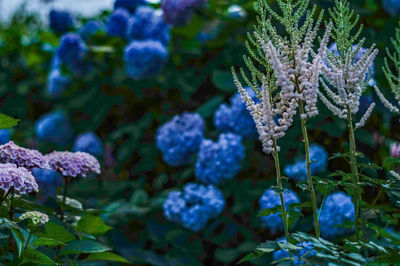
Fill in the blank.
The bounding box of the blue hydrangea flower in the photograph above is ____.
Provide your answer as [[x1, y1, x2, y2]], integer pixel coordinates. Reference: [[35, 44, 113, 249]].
[[161, 0, 202, 26], [259, 188, 299, 233], [195, 133, 244, 185], [124, 40, 168, 79], [49, 9, 75, 34], [35, 111, 73, 145], [156, 112, 204, 166], [328, 43, 375, 86], [126, 6, 170, 45], [0, 129, 11, 145], [284, 144, 328, 181], [31, 168, 62, 197], [107, 8, 130, 38], [384, 0, 400, 16], [319, 192, 355, 239], [56, 33, 87, 71], [214, 88, 258, 138], [273, 238, 316, 265], [79, 20, 105, 40], [114, 0, 146, 13], [47, 68, 70, 97], [163, 182, 225, 231], [72, 132, 103, 158]]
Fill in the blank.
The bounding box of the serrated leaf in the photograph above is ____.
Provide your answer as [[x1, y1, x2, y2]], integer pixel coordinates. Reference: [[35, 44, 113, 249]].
[[60, 240, 111, 255], [76, 215, 111, 236], [84, 251, 129, 263], [0, 114, 19, 129], [22, 248, 56, 265]]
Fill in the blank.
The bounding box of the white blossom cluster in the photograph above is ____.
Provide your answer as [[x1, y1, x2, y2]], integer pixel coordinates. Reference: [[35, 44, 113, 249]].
[[319, 42, 378, 129], [19, 211, 49, 225], [233, 22, 332, 154]]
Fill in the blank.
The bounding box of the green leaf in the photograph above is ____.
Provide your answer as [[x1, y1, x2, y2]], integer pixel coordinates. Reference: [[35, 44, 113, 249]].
[[33, 237, 66, 246], [60, 240, 111, 255], [0, 113, 19, 129], [238, 253, 261, 263], [11, 228, 24, 258], [44, 222, 75, 243], [257, 206, 281, 217], [196, 96, 224, 118], [76, 215, 111, 236], [22, 248, 56, 265], [212, 70, 237, 92], [84, 252, 129, 263]]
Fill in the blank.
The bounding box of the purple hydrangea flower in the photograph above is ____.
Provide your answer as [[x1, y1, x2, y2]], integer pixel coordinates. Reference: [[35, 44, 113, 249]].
[[35, 111, 73, 145], [0, 163, 39, 195], [195, 133, 244, 185], [72, 132, 103, 158], [0, 129, 11, 145], [107, 9, 130, 38], [259, 188, 299, 233], [124, 40, 168, 79], [319, 192, 355, 239], [126, 6, 170, 45], [161, 0, 203, 26], [156, 112, 204, 166], [49, 9, 75, 34], [163, 182, 225, 231], [391, 142, 400, 158], [56, 33, 87, 71], [45, 151, 101, 178], [214, 88, 259, 138], [0, 141, 47, 169], [114, 0, 146, 13], [79, 20, 105, 40], [273, 238, 316, 265]]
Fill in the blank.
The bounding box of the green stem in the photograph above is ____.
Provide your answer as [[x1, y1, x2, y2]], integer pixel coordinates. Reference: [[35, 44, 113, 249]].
[[347, 108, 360, 242], [299, 101, 321, 238], [273, 140, 291, 242], [63, 177, 69, 204]]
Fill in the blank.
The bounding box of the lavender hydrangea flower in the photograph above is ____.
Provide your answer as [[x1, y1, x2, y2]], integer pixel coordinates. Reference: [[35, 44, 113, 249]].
[[284, 144, 328, 181], [35, 111, 73, 145], [319, 192, 355, 239], [259, 188, 299, 233], [0, 163, 39, 195], [124, 40, 168, 79], [383, 0, 400, 16], [56, 33, 87, 71], [195, 133, 244, 185], [156, 112, 204, 166], [214, 88, 258, 138], [0, 129, 11, 145], [161, 0, 203, 26], [49, 9, 75, 34], [328, 42, 376, 86], [47, 68, 70, 97], [72, 132, 103, 158], [45, 151, 101, 178], [31, 168, 62, 197], [107, 9, 130, 38], [273, 238, 316, 265], [0, 141, 47, 169], [391, 142, 400, 158], [163, 183, 225, 231], [126, 6, 170, 45], [114, 0, 146, 13], [79, 20, 105, 40]]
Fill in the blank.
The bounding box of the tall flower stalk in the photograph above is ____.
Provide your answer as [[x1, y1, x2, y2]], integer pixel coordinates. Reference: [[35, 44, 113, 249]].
[[319, 0, 378, 241]]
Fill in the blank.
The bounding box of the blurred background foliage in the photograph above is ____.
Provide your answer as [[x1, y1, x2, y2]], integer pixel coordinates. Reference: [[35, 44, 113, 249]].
[[0, 0, 399, 264]]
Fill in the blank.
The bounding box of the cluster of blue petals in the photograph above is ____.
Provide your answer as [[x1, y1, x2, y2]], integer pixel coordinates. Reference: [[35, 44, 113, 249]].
[[161, 0, 205, 26], [31, 168, 62, 198], [49, 9, 75, 34], [195, 133, 244, 185], [273, 239, 316, 265], [0, 129, 11, 145], [383, 0, 400, 16], [79, 20, 104, 40], [72, 132, 104, 158], [284, 144, 328, 181], [163, 183, 225, 231], [56, 33, 88, 71], [319, 192, 355, 239], [214, 88, 258, 138], [47, 68, 70, 97], [35, 111, 73, 145], [259, 188, 299, 233], [114, 0, 146, 13], [156, 112, 204, 166], [107, 8, 131, 38]]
